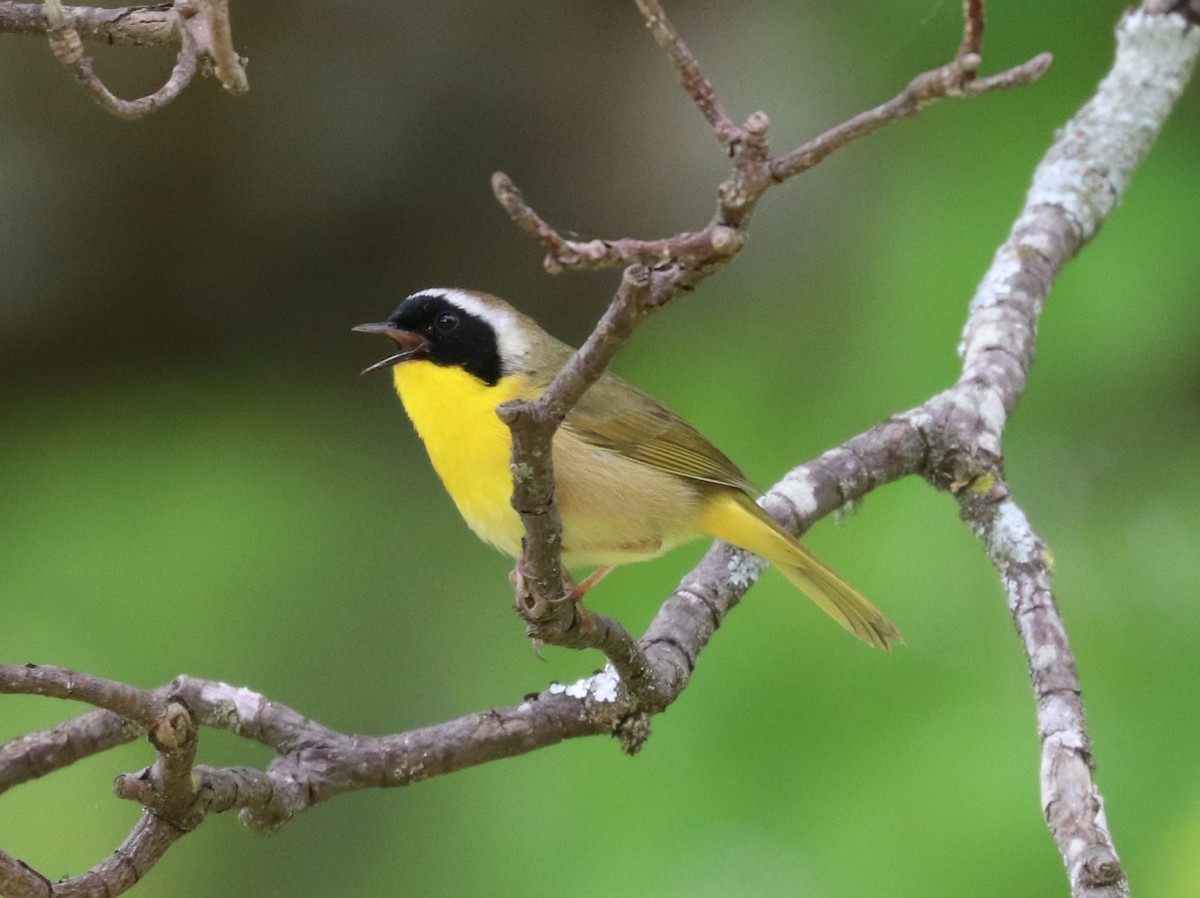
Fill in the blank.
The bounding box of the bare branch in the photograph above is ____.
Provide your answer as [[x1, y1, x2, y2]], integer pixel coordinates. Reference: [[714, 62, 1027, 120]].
[[189, 0, 248, 93], [942, 8, 1199, 894], [492, 172, 743, 274], [0, 850, 52, 898], [632, 0, 741, 151], [0, 2, 177, 45], [0, 663, 166, 729], [41, 0, 196, 119], [5, 0, 247, 118], [497, 267, 666, 703], [769, 47, 1051, 183], [960, 0, 985, 58], [0, 708, 143, 794], [53, 813, 184, 898], [497, 2, 1051, 274], [965, 493, 1126, 893]]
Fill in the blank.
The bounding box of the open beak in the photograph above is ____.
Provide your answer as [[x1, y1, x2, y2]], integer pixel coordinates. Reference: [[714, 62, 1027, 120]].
[[352, 322, 429, 374]]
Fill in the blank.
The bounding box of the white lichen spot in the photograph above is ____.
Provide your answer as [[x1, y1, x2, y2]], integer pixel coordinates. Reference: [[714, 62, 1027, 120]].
[[979, 389, 1006, 432], [1057, 730, 1086, 752], [230, 686, 262, 723], [580, 240, 607, 261], [586, 665, 620, 703], [548, 664, 621, 703], [833, 496, 863, 526], [905, 408, 935, 433], [773, 469, 819, 520], [990, 502, 1039, 564], [725, 546, 767, 591], [1031, 643, 1059, 671], [964, 320, 1009, 359], [198, 681, 262, 731], [564, 681, 591, 699], [1020, 230, 1057, 259], [709, 226, 740, 254], [963, 249, 1023, 319], [976, 390, 1007, 457]]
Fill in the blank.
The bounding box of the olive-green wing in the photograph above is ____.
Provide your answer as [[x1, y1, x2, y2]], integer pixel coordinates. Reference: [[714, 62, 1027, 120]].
[[560, 371, 757, 493]]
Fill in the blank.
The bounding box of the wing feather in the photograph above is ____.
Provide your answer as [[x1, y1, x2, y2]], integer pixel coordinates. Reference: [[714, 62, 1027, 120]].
[[559, 371, 756, 493]]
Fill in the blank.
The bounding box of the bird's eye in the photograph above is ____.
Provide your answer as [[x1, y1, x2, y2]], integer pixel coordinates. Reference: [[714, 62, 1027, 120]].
[[434, 312, 459, 334]]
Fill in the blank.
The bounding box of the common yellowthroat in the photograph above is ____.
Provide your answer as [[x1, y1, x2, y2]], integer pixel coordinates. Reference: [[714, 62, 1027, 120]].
[[356, 289, 900, 649]]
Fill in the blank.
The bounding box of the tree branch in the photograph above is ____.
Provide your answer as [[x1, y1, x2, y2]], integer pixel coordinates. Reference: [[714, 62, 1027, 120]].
[[0, 2, 176, 45], [1, 0, 247, 118]]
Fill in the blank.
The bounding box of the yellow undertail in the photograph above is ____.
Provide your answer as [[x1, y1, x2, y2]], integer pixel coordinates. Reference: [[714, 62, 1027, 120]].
[[701, 491, 902, 650]]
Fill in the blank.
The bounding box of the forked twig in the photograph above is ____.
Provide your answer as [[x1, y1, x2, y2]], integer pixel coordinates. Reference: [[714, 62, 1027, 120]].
[[10, 0, 248, 119]]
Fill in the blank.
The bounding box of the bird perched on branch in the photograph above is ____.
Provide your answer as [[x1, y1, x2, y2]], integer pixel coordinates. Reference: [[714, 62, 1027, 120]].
[[355, 288, 900, 649]]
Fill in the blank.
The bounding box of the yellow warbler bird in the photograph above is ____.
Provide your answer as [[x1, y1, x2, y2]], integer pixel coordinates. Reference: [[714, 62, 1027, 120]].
[[356, 288, 900, 649]]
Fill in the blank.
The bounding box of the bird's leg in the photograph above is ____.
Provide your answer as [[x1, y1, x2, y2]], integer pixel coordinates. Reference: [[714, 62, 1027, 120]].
[[512, 554, 612, 639], [568, 566, 613, 602], [561, 566, 614, 634]]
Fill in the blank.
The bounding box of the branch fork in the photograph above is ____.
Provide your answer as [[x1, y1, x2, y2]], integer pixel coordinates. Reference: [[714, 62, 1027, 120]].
[[13, 0, 248, 119]]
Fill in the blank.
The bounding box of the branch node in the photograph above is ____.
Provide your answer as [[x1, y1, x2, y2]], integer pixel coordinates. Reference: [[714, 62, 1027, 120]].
[[149, 701, 195, 752], [1080, 847, 1124, 887], [738, 110, 771, 162], [614, 712, 653, 756], [709, 225, 741, 255]]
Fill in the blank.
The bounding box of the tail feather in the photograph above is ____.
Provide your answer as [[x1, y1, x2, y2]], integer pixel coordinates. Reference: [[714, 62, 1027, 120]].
[[702, 491, 902, 650]]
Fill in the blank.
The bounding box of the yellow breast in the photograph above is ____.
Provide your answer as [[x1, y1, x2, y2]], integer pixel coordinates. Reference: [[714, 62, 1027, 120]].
[[393, 359, 709, 569], [393, 360, 527, 557]]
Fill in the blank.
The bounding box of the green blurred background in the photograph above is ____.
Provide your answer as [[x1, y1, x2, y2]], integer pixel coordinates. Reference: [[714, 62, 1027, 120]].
[[2, 1, 1198, 895]]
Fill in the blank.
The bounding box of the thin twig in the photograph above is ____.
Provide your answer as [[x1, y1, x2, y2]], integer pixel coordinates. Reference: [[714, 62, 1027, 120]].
[[633, 0, 741, 151], [0, 707, 144, 795], [960, 0, 985, 59], [966, 493, 1125, 892], [54, 813, 184, 898], [190, 0, 249, 93], [493, 172, 743, 273], [43, 0, 197, 119], [11, 0, 248, 118], [0, 2, 176, 45], [0, 664, 166, 729], [768, 52, 1051, 183], [498, 267, 664, 703], [495, 4, 1051, 272]]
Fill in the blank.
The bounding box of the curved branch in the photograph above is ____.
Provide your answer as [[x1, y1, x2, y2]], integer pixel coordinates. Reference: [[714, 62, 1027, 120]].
[[0, 2, 176, 45], [3, 0, 248, 119]]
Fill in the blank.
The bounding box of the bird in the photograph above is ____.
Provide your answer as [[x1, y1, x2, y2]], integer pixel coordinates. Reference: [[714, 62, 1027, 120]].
[[355, 288, 901, 649]]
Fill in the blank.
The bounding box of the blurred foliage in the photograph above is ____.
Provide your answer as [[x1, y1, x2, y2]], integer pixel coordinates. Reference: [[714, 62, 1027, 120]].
[[1, 1, 1198, 896]]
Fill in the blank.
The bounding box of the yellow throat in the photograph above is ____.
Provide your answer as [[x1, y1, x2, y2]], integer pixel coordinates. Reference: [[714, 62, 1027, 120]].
[[392, 359, 527, 557]]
